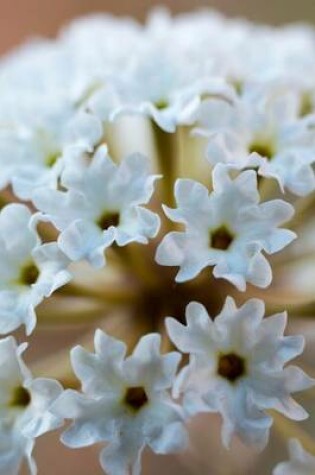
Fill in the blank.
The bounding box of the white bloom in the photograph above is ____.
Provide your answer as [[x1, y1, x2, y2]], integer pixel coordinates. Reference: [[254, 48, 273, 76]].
[[89, 75, 235, 133], [0, 336, 63, 475], [60, 14, 142, 87], [33, 145, 161, 268], [147, 10, 315, 90], [83, 10, 236, 132], [196, 89, 315, 196], [0, 94, 103, 200], [273, 439, 315, 475], [0, 203, 71, 334], [166, 297, 314, 449], [53, 330, 188, 475], [156, 165, 296, 291]]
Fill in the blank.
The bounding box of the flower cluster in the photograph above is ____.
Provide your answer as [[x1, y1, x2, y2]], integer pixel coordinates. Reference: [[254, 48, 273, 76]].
[[0, 7, 315, 475]]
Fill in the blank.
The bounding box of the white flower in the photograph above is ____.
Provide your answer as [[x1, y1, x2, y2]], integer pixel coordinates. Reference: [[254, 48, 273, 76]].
[[83, 10, 236, 132], [0, 335, 63, 475], [156, 165, 296, 291], [0, 95, 103, 200], [0, 203, 71, 334], [89, 75, 235, 133], [166, 297, 314, 449], [60, 13, 142, 87], [273, 439, 315, 475], [33, 145, 161, 268], [196, 89, 315, 196], [52, 329, 188, 475]]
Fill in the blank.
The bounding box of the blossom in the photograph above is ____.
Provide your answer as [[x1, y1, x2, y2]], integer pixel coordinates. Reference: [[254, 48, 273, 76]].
[[196, 88, 315, 196], [0, 335, 63, 475], [166, 297, 314, 449], [156, 165, 296, 290], [76, 10, 237, 132], [273, 439, 315, 474], [0, 8, 314, 475], [52, 329, 188, 475], [0, 203, 71, 334], [0, 95, 103, 200], [33, 145, 161, 268]]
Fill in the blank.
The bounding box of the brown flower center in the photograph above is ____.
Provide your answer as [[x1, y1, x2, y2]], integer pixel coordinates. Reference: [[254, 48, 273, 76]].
[[248, 140, 275, 160], [217, 352, 246, 382], [124, 386, 148, 412], [10, 386, 31, 408], [19, 262, 40, 286], [210, 226, 234, 251], [97, 212, 120, 231]]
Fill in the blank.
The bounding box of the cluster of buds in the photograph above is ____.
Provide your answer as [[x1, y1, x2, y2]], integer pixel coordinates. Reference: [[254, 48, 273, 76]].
[[0, 8, 315, 475]]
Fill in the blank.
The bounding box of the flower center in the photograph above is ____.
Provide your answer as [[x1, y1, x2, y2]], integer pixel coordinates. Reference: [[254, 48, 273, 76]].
[[124, 386, 148, 412], [299, 92, 313, 117], [228, 78, 243, 95], [97, 212, 120, 231], [217, 352, 246, 382], [19, 262, 40, 286], [46, 152, 60, 168], [248, 139, 275, 160], [10, 386, 31, 408], [210, 226, 234, 250], [155, 99, 169, 110]]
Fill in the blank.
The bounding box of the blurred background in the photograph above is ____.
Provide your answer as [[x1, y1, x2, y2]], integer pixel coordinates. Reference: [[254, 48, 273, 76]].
[[2, 0, 315, 474], [1, 0, 315, 55]]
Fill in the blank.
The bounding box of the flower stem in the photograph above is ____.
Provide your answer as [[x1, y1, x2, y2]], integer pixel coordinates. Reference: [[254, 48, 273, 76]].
[[36, 298, 108, 325], [177, 126, 211, 185], [151, 121, 177, 207], [272, 411, 315, 455], [57, 281, 137, 304]]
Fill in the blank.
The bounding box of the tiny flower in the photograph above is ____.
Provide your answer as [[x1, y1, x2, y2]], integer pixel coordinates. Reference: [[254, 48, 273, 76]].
[[52, 329, 188, 475], [273, 439, 315, 475], [166, 297, 314, 449], [0, 95, 103, 200], [33, 145, 161, 268], [156, 165, 296, 290], [196, 89, 315, 196], [83, 10, 236, 132], [0, 203, 71, 334], [0, 336, 63, 475]]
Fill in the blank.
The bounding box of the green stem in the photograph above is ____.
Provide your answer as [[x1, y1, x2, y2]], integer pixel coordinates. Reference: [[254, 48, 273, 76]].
[[151, 120, 177, 207], [57, 281, 137, 304], [36, 301, 107, 325]]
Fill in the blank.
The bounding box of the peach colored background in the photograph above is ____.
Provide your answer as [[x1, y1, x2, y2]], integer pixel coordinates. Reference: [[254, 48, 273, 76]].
[[2, 0, 314, 473], [1, 0, 315, 56]]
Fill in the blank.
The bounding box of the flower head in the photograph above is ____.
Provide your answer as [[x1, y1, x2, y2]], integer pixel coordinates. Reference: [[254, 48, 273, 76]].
[[52, 329, 188, 475], [196, 89, 315, 196], [0, 203, 71, 334], [156, 166, 296, 290], [34, 145, 160, 268], [0, 8, 314, 475], [0, 336, 63, 474], [166, 297, 314, 449]]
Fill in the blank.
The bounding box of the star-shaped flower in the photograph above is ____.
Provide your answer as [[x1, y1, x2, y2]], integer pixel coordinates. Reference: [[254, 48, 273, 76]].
[[196, 89, 315, 196], [0, 336, 63, 475], [0, 98, 103, 201], [166, 297, 314, 449], [156, 165, 296, 290], [0, 203, 71, 334], [34, 145, 161, 268], [52, 329, 188, 475]]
